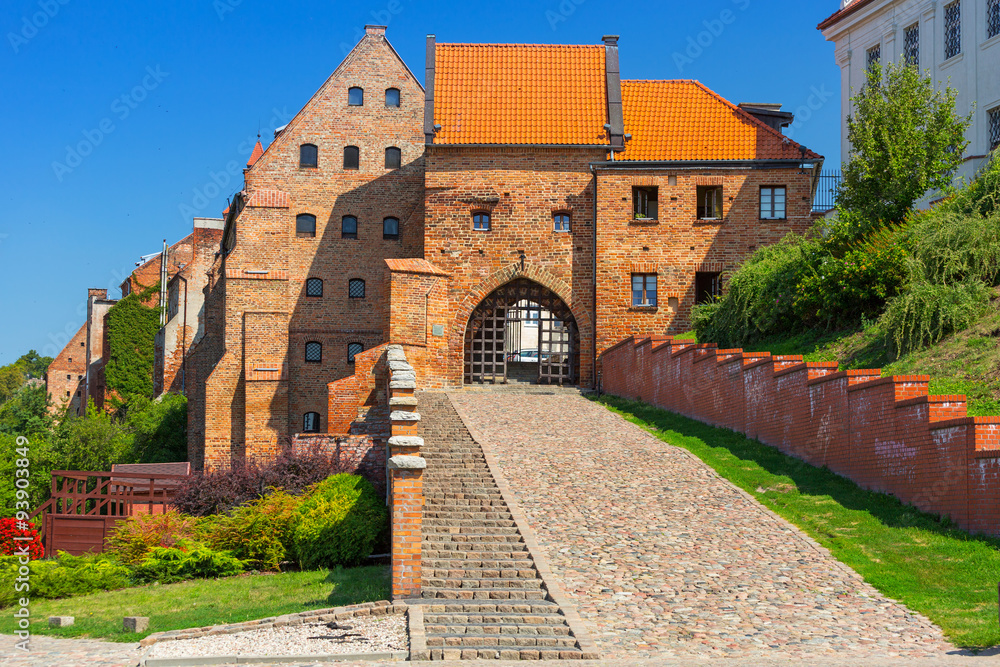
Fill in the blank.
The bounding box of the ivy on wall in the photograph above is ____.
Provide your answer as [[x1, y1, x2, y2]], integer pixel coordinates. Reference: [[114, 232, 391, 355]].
[[105, 283, 161, 403]]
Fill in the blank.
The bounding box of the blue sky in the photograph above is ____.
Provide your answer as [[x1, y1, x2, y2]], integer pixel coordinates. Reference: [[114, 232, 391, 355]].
[[0, 0, 841, 365]]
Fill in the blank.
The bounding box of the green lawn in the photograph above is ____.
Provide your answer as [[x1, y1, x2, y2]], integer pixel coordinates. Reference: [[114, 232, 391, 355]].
[[595, 394, 1000, 649], [0, 565, 389, 642]]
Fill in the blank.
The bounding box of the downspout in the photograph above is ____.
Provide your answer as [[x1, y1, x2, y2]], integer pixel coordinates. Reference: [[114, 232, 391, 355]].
[[180, 275, 188, 394], [591, 164, 598, 390]]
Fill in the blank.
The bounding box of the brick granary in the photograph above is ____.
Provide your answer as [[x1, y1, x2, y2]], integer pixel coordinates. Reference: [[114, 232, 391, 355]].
[[186, 26, 824, 469]]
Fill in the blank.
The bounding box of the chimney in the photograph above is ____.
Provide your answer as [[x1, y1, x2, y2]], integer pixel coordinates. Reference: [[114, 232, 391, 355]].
[[602, 35, 625, 151], [366, 25, 386, 36], [424, 34, 437, 145], [88, 288, 108, 300]]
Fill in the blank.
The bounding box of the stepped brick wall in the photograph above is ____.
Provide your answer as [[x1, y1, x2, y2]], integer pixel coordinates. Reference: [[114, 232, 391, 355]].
[[600, 335, 1000, 536]]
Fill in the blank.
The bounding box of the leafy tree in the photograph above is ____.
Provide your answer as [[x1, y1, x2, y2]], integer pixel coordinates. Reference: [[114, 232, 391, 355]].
[[51, 400, 135, 472], [0, 385, 53, 436], [15, 351, 53, 380], [0, 366, 25, 405], [838, 61, 971, 229]]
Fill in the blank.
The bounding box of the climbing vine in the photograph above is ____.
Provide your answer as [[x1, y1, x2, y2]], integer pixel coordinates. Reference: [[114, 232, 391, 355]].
[[105, 282, 161, 404]]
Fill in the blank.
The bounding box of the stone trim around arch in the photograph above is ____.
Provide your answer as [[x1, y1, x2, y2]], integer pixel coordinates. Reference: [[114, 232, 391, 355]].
[[448, 262, 594, 386]]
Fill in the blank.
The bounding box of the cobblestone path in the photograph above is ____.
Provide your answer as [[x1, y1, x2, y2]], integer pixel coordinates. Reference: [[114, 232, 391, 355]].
[[0, 635, 140, 666], [448, 392, 958, 661]]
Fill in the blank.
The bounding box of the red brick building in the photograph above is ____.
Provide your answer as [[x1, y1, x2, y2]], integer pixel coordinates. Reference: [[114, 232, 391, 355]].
[[44, 323, 88, 416], [188, 28, 823, 469]]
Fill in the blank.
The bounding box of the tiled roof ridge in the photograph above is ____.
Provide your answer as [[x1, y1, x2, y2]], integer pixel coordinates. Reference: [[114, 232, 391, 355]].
[[437, 42, 604, 48]]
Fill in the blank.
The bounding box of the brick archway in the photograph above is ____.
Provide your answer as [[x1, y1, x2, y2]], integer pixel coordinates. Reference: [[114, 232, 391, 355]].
[[450, 263, 593, 386]]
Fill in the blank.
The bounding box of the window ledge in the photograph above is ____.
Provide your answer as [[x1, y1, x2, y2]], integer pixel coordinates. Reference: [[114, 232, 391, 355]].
[[628, 306, 659, 312], [759, 217, 788, 222], [940, 52, 964, 69], [694, 218, 725, 225], [982, 33, 1000, 51], [629, 218, 659, 225]]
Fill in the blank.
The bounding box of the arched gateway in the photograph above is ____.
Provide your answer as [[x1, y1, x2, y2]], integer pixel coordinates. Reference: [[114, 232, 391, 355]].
[[464, 279, 579, 385]]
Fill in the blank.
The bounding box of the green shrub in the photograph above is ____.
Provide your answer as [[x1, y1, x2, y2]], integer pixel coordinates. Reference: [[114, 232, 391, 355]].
[[291, 474, 387, 569], [132, 540, 243, 584], [880, 281, 992, 356], [793, 227, 908, 326], [905, 210, 1000, 288], [107, 511, 200, 566], [201, 490, 301, 571], [693, 235, 816, 348], [0, 552, 132, 607]]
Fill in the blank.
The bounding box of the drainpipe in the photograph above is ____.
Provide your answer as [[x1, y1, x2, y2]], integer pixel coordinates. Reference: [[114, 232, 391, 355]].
[[591, 164, 598, 389]]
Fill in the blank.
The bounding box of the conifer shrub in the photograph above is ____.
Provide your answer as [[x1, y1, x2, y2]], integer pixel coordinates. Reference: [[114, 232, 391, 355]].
[[290, 474, 387, 569], [106, 511, 200, 566], [200, 490, 300, 571], [132, 540, 243, 584], [0, 552, 132, 607]]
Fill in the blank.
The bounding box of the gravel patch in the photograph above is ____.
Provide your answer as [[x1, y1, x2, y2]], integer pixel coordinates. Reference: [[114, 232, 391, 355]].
[[146, 614, 407, 659]]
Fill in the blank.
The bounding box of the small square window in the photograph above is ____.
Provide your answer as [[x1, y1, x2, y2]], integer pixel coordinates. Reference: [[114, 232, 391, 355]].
[[349, 279, 366, 299], [342, 215, 358, 239], [305, 342, 322, 363], [385, 88, 400, 107], [348, 87, 364, 106], [383, 217, 399, 240], [306, 278, 323, 297], [473, 212, 491, 231], [633, 186, 658, 219], [296, 214, 317, 238], [695, 272, 723, 304], [631, 274, 657, 307], [553, 213, 571, 232], [697, 186, 723, 220], [303, 412, 320, 433], [760, 186, 787, 220], [348, 342, 364, 363]]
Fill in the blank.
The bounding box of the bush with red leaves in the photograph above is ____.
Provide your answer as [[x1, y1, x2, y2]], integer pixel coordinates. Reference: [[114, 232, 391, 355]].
[[0, 518, 44, 560], [173, 448, 357, 517]]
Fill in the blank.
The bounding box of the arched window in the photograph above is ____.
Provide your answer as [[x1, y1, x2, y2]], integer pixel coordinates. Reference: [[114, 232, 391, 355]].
[[303, 412, 320, 433], [348, 87, 364, 106], [348, 342, 364, 363], [553, 212, 571, 232], [383, 217, 399, 240], [385, 147, 401, 169], [305, 278, 323, 297], [342, 215, 358, 239], [473, 212, 491, 231], [385, 88, 400, 107], [305, 342, 322, 363], [296, 213, 316, 238], [299, 143, 318, 168], [343, 146, 359, 170], [349, 279, 366, 299]]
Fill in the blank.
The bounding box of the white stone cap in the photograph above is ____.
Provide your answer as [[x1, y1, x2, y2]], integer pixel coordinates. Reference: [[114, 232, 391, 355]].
[[390, 380, 416, 389], [388, 436, 424, 448], [390, 411, 421, 422], [389, 360, 413, 372], [388, 455, 427, 470], [390, 396, 418, 407], [392, 371, 416, 381]]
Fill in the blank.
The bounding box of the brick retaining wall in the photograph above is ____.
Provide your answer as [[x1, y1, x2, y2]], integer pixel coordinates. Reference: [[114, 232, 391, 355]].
[[600, 335, 1000, 536]]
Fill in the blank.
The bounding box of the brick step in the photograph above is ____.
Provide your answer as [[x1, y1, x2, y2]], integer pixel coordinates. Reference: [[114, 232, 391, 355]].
[[423, 469, 493, 477], [424, 533, 524, 545], [425, 489, 502, 498], [426, 633, 578, 649], [425, 493, 504, 502], [414, 600, 561, 612], [423, 568, 539, 581], [424, 525, 520, 536], [424, 498, 509, 509], [424, 612, 570, 626], [425, 577, 544, 590], [425, 557, 536, 569], [424, 646, 585, 661], [423, 546, 531, 559], [421, 588, 548, 601]]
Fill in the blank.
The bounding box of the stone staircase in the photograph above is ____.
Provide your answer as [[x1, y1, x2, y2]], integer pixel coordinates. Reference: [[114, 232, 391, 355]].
[[415, 392, 588, 660]]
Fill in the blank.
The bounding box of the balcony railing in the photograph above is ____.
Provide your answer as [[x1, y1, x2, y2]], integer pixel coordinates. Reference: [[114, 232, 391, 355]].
[[813, 170, 842, 214]]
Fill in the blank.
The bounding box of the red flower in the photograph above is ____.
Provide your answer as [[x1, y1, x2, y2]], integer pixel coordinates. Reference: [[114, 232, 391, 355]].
[[0, 518, 45, 560]]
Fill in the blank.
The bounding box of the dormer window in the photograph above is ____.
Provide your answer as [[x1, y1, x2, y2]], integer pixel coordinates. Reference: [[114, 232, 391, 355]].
[[299, 144, 318, 168], [385, 88, 400, 107], [348, 87, 364, 106]]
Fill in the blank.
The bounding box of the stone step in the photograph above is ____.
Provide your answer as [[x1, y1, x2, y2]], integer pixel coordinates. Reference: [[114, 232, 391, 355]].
[[413, 600, 561, 613], [424, 525, 520, 536], [424, 568, 540, 581], [425, 557, 536, 569], [425, 577, 544, 590], [424, 612, 569, 626], [424, 518, 516, 528], [421, 588, 548, 601], [424, 533, 524, 545], [424, 510, 514, 521], [425, 634, 578, 649], [424, 647, 586, 661]]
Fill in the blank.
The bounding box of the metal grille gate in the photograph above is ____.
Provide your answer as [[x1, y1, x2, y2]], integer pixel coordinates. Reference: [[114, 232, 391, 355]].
[[464, 279, 578, 385]]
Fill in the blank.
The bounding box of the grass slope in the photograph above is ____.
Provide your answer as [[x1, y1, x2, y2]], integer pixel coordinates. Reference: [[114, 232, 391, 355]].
[[595, 395, 1000, 649], [0, 565, 389, 642]]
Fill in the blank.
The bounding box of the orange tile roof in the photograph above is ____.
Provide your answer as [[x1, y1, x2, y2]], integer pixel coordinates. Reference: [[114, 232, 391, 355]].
[[619, 80, 821, 162], [247, 140, 264, 168], [433, 44, 610, 146]]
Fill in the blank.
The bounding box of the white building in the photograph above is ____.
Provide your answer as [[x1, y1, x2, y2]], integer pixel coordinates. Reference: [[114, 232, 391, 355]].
[[819, 0, 1000, 187]]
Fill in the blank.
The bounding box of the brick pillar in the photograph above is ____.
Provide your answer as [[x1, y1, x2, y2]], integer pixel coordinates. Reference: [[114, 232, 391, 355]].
[[389, 454, 425, 599]]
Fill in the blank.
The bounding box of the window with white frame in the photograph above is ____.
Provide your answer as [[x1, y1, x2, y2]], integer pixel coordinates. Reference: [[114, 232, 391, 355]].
[[631, 274, 657, 308], [553, 213, 570, 232], [944, 1, 961, 60], [903, 23, 919, 67], [760, 186, 786, 220]]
